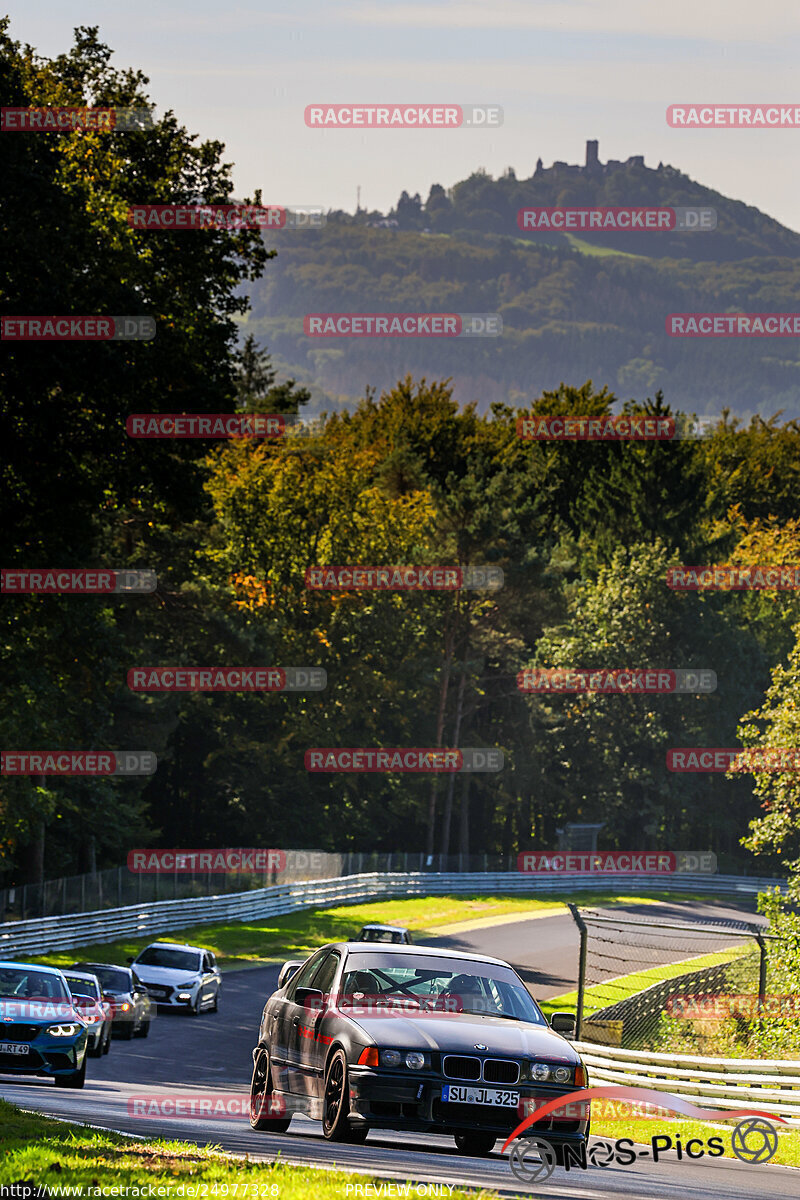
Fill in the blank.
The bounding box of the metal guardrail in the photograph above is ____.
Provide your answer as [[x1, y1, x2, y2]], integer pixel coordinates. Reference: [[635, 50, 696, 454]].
[[575, 1040, 800, 1124], [0, 871, 783, 959]]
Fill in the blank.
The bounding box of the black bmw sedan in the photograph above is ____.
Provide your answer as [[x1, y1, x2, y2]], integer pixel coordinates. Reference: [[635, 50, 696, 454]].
[[249, 943, 589, 1158]]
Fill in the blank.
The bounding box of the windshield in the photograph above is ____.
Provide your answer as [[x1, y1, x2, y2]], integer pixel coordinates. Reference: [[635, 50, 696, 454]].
[[360, 929, 404, 942], [0, 967, 70, 1002], [77, 965, 130, 992], [340, 953, 546, 1024], [135, 947, 201, 972], [64, 974, 101, 999]]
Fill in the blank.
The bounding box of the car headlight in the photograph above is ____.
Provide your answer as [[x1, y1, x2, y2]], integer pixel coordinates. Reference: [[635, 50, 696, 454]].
[[378, 1049, 429, 1070], [179, 978, 200, 986], [553, 1066, 571, 1083], [531, 1062, 551, 1081], [48, 1024, 81, 1036], [405, 1052, 427, 1070]]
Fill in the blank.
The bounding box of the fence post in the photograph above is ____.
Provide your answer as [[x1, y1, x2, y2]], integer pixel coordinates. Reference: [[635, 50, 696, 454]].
[[568, 903, 588, 1039], [755, 931, 768, 1015]]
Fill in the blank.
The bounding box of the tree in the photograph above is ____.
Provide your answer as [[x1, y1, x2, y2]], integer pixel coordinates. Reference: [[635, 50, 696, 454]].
[[740, 622, 800, 886]]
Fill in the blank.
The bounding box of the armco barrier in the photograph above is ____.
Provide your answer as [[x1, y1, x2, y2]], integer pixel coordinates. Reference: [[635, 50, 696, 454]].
[[0, 871, 783, 958], [575, 1040, 800, 1125]]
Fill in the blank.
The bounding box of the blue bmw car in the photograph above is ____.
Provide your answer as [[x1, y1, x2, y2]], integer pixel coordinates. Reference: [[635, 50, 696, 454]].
[[0, 961, 89, 1088]]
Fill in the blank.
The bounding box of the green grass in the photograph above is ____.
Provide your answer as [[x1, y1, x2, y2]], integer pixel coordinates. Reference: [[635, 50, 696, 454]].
[[0, 1101, 499, 1197], [589, 1113, 800, 1168], [30, 891, 724, 974], [538, 944, 753, 1020]]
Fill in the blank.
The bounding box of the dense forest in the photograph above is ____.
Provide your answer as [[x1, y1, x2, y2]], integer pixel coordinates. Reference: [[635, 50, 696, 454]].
[[2, 25, 799, 890]]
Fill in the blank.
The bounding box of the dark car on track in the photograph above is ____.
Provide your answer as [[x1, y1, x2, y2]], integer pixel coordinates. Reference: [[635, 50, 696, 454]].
[[70, 962, 153, 1039], [248, 943, 588, 1158], [0, 961, 89, 1088], [63, 969, 112, 1057]]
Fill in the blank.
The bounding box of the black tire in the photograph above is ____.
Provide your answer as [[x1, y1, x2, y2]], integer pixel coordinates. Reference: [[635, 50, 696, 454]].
[[88, 1034, 103, 1058], [135, 1019, 150, 1039], [189, 995, 200, 1017], [54, 1055, 86, 1089], [454, 1132, 496, 1156], [102, 1027, 111, 1055], [210, 988, 219, 1013], [322, 1048, 364, 1142], [118, 1022, 134, 1040], [249, 1048, 292, 1133]]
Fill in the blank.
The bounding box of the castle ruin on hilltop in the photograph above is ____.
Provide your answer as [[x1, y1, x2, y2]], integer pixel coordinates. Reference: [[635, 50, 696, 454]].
[[534, 140, 657, 177]]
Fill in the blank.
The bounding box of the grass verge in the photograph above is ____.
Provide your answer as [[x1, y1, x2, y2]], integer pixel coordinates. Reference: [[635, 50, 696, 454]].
[[29, 891, 720, 974], [538, 944, 752, 1020], [0, 1101, 498, 1197], [588, 1113, 800, 1168]]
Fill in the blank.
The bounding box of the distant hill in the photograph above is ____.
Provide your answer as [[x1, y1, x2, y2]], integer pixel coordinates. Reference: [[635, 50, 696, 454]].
[[243, 143, 800, 419]]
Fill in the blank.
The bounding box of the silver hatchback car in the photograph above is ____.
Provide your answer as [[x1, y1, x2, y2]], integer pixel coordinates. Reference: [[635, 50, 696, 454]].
[[128, 942, 221, 1015]]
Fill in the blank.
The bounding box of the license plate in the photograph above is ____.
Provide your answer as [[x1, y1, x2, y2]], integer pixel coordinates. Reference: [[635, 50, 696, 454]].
[[0, 1042, 30, 1055], [442, 1084, 518, 1106]]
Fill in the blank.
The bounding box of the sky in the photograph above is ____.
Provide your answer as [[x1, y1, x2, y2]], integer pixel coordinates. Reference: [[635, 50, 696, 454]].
[[4, 0, 800, 231]]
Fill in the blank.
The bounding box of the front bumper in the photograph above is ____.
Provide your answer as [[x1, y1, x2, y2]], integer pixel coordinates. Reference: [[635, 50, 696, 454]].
[[347, 1068, 588, 1145], [0, 1031, 88, 1077], [143, 983, 196, 1008]]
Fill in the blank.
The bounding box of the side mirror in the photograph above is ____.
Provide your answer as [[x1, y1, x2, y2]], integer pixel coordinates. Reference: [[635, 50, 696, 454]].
[[550, 1011, 576, 1034], [294, 987, 324, 1011], [127, 956, 135, 964], [278, 961, 303, 989]]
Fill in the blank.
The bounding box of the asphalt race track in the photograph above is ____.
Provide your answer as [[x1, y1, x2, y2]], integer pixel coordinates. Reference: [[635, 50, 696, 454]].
[[2, 900, 796, 1199]]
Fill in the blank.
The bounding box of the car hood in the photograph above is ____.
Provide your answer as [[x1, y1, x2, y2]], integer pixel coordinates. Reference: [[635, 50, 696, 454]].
[[132, 965, 196, 984], [340, 1010, 578, 1061]]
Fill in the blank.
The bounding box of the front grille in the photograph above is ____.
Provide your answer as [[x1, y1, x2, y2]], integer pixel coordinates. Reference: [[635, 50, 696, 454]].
[[147, 986, 172, 999], [0, 1023, 40, 1042], [442, 1055, 481, 1081], [483, 1058, 520, 1084]]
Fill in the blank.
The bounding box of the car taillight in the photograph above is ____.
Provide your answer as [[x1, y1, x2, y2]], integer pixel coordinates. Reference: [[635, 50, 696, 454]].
[[575, 1064, 587, 1087], [357, 1047, 380, 1067]]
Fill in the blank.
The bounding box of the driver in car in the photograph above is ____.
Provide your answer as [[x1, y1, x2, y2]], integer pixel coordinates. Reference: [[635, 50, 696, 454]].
[[438, 972, 499, 1015]]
